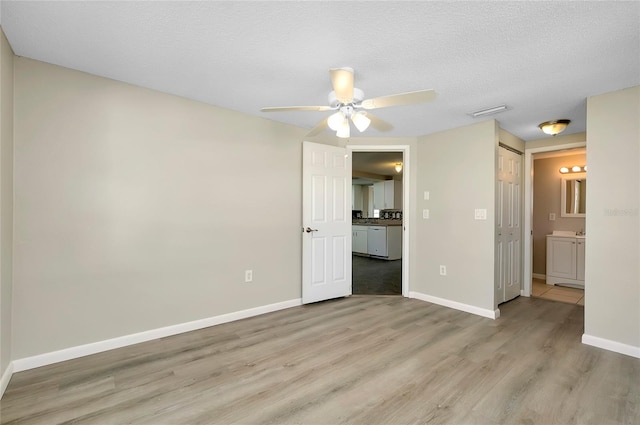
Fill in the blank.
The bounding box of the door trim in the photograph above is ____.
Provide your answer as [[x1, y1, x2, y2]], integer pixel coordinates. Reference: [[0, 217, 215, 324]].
[[523, 141, 586, 297], [348, 145, 410, 297]]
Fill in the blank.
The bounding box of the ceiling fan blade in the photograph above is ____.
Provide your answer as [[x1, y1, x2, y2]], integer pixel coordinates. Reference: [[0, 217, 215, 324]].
[[306, 117, 329, 137], [367, 114, 394, 132], [361, 89, 436, 110], [330, 68, 354, 103], [261, 105, 334, 112]]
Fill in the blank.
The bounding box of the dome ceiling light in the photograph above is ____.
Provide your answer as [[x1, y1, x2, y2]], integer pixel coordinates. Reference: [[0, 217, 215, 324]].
[[539, 119, 571, 136]]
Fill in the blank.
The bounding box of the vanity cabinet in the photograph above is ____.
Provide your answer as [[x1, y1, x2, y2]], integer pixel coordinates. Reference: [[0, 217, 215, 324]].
[[546, 236, 585, 288], [352, 225, 368, 254], [576, 239, 585, 281]]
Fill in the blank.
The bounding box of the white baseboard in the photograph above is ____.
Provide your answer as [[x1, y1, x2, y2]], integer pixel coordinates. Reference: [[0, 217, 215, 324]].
[[532, 273, 546, 280], [409, 291, 499, 320], [582, 334, 640, 359], [12, 298, 302, 373], [0, 361, 14, 400]]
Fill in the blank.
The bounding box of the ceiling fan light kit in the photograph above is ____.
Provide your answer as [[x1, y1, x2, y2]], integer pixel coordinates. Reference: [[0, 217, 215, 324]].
[[336, 120, 350, 138], [261, 67, 436, 138], [327, 111, 346, 131], [351, 111, 371, 132]]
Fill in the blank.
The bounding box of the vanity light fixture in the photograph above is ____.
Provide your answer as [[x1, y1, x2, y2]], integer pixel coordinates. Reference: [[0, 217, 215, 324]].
[[395, 162, 403, 173], [559, 165, 586, 174], [539, 119, 571, 136]]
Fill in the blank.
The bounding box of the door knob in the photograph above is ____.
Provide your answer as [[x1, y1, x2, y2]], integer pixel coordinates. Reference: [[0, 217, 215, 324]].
[[305, 227, 318, 233]]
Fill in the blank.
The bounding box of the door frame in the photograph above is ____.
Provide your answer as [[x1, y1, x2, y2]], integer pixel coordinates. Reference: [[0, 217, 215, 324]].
[[523, 140, 586, 297], [348, 145, 410, 297]]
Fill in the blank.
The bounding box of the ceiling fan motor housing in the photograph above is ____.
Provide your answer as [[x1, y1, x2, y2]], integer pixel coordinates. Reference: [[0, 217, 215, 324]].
[[328, 88, 364, 108]]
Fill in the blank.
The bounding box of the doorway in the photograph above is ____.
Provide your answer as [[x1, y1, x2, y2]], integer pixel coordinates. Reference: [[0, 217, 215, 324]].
[[529, 147, 586, 305], [348, 145, 410, 297], [523, 140, 586, 298]]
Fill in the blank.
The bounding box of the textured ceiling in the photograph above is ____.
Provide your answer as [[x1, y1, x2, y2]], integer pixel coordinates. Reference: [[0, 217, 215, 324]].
[[2, 1, 639, 141]]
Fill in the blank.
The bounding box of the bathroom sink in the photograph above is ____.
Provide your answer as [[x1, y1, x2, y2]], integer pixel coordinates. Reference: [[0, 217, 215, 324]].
[[552, 230, 577, 236]]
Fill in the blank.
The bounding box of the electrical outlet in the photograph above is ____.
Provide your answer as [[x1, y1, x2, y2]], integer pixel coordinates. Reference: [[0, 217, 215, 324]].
[[439, 265, 447, 276], [549, 213, 556, 221], [244, 270, 253, 282], [423, 209, 429, 219]]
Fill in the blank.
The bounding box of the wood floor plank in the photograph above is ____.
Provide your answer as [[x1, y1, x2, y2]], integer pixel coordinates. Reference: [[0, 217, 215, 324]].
[[1, 296, 638, 425]]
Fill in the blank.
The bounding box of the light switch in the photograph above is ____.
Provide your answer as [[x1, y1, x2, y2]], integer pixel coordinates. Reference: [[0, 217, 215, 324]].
[[423, 209, 429, 219], [424, 191, 430, 200], [474, 209, 487, 220], [549, 213, 556, 221]]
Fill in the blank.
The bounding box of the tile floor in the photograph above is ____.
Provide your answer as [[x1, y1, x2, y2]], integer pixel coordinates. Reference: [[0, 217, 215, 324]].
[[532, 278, 584, 305], [352, 254, 402, 295]]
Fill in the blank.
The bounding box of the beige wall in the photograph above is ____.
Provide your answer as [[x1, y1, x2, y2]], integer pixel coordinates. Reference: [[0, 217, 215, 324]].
[[499, 127, 525, 153], [526, 132, 587, 150], [12, 58, 307, 359], [8, 53, 636, 365], [585, 85, 640, 349], [415, 120, 496, 311], [532, 153, 586, 275], [0, 27, 14, 382]]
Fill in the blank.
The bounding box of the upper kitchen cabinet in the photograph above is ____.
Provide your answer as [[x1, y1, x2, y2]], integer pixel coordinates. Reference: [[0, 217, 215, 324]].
[[373, 180, 402, 210], [352, 184, 364, 211]]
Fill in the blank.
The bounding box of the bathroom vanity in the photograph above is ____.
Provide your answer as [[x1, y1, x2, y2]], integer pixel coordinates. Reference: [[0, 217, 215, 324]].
[[546, 232, 585, 288]]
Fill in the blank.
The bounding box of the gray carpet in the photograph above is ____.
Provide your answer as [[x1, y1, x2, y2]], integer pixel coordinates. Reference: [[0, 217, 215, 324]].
[[352, 254, 402, 295]]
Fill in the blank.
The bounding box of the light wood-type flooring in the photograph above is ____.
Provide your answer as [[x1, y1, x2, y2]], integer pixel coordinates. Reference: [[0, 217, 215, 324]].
[[1, 296, 638, 424], [532, 278, 585, 305]]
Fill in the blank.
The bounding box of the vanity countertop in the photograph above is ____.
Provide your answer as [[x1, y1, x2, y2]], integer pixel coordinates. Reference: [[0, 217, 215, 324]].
[[547, 233, 586, 238]]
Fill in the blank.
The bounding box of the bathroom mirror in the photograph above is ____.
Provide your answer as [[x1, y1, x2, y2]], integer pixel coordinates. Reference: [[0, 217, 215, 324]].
[[561, 173, 586, 217]]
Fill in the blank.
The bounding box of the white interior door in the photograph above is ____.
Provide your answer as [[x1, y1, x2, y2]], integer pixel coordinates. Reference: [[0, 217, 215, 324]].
[[302, 141, 351, 304], [496, 146, 523, 304]]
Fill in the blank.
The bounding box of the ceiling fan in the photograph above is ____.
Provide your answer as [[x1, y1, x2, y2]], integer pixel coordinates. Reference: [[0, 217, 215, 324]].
[[261, 67, 436, 138]]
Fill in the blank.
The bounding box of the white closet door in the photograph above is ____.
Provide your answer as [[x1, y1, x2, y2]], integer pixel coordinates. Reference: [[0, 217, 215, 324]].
[[496, 146, 523, 304]]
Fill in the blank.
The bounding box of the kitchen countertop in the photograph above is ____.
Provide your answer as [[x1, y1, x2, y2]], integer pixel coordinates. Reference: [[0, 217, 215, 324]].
[[352, 219, 403, 226]]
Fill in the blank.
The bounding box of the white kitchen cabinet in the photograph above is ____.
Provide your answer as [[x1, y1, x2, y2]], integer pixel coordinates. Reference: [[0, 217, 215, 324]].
[[546, 236, 585, 288], [373, 182, 385, 210], [352, 185, 364, 211], [352, 225, 368, 254], [373, 180, 402, 210]]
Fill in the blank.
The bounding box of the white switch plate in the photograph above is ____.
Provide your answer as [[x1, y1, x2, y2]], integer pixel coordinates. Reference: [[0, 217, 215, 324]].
[[439, 265, 447, 276], [424, 191, 430, 200], [549, 213, 556, 221], [423, 209, 429, 219], [474, 209, 487, 220], [244, 270, 253, 282]]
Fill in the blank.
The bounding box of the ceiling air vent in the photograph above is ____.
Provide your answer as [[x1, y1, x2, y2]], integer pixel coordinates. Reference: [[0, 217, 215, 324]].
[[467, 104, 509, 118]]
